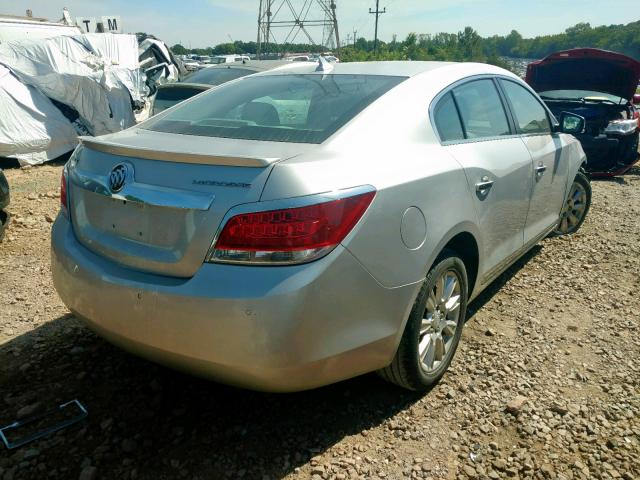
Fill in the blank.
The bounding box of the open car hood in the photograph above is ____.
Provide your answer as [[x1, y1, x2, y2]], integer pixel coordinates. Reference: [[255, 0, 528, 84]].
[[526, 48, 640, 100]]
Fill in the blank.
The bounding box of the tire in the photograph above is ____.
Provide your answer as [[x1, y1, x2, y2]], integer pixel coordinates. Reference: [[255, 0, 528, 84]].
[[553, 171, 591, 236], [0, 210, 7, 243], [378, 249, 468, 391]]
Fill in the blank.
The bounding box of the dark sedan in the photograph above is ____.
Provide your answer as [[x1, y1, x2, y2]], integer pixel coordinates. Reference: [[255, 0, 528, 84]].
[[0, 169, 9, 241], [150, 60, 303, 116], [526, 48, 640, 177]]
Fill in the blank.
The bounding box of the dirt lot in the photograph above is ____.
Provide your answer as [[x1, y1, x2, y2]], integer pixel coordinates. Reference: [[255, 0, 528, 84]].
[[0, 163, 639, 480]]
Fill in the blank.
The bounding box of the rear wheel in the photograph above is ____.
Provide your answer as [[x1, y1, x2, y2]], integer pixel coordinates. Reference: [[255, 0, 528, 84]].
[[378, 250, 468, 391], [553, 171, 591, 236]]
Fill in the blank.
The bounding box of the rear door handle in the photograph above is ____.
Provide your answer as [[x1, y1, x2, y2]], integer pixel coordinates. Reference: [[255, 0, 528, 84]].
[[535, 163, 547, 176], [475, 176, 494, 193]]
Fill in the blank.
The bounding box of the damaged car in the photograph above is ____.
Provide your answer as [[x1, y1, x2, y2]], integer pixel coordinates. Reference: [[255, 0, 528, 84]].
[[52, 61, 590, 392], [526, 48, 640, 177]]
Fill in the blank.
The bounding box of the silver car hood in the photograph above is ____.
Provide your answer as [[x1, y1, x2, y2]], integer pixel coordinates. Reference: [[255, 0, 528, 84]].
[[80, 128, 314, 167]]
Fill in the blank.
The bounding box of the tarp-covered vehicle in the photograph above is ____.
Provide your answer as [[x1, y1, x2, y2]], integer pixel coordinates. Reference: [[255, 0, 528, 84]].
[[0, 32, 183, 166], [526, 48, 640, 177]]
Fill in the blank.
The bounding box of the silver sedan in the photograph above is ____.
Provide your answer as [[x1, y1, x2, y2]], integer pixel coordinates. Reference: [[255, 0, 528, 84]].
[[52, 61, 591, 392]]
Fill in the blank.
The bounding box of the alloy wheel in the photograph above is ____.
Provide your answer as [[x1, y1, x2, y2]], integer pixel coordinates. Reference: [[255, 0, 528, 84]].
[[557, 180, 588, 234], [418, 269, 461, 373]]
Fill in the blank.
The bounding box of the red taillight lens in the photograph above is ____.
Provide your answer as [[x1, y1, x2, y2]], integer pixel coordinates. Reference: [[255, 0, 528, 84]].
[[210, 190, 375, 264], [60, 168, 68, 216]]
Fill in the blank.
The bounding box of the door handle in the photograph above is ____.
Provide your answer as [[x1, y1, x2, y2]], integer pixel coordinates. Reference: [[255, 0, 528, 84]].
[[535, 163, 547, 176], [475, 176, 494, 193]]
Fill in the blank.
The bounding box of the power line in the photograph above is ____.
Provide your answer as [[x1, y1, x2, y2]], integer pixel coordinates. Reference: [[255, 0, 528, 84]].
[[368, 0, 386, 52]]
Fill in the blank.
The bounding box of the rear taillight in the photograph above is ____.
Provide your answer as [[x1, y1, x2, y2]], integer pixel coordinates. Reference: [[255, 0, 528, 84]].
[[209, 190, 376, 265], [60, 168, 68, 217]]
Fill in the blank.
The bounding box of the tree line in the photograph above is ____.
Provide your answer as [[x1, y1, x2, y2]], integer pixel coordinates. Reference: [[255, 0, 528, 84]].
[[171, 20, 640, 63]]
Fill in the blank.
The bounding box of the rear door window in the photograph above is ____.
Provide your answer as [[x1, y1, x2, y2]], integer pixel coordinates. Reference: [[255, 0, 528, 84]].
[[433, 92, 465, 142], [500, 80, 551, 134], [452, 79, 511, 139]]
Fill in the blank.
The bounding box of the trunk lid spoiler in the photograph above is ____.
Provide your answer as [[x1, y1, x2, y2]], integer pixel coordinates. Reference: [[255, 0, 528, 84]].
[[526, 48, 640, 100], [80, 137, 274, 167], [78, 128, 312, 167]]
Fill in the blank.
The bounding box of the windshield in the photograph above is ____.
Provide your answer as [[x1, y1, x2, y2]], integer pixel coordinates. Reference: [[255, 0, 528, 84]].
[[540, 90, 624, 103], [183, 67, 254, 86], [143, 74, 406, 144], [209, 57, 227, 64]]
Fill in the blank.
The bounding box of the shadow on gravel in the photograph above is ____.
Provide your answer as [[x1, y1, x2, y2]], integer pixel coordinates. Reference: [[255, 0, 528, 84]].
[[468, 244, 542, 317], [0, 314, 424, 479], [0, 245, 544, 479]]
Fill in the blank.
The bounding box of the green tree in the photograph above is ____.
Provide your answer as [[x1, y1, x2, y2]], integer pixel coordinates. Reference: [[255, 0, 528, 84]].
[[171, 44, 188, 55]]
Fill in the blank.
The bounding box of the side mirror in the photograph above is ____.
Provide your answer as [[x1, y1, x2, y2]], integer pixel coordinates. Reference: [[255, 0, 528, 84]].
[[633, 94, 640, 106], [557, 112, 585, 135]]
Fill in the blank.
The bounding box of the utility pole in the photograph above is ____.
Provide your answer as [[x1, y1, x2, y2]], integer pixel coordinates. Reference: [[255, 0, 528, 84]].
[[369, 0, 386, 53], [353, 28, 357, 46]]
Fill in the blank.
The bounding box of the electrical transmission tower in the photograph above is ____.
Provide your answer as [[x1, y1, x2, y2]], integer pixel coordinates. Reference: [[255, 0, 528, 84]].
[[257, 1, 340, 58]]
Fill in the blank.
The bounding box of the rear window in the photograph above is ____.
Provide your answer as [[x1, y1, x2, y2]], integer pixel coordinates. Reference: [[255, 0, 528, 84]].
[[143, 74, 406, 144]]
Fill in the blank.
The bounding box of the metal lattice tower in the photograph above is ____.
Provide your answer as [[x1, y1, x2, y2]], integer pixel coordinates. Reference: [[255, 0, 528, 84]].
[[257, 0, 340, 58]]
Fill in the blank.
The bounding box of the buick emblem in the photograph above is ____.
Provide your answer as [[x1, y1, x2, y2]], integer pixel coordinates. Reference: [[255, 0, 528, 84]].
[[109, 164, 128, 193]]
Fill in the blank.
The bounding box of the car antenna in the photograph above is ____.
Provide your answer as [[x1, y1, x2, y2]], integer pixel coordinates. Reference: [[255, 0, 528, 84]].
[[315, 56, 334, 73]]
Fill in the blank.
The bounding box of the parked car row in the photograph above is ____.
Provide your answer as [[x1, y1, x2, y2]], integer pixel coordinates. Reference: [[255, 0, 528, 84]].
[[180, 54, 252, 71], [51, 60, 592, 392]]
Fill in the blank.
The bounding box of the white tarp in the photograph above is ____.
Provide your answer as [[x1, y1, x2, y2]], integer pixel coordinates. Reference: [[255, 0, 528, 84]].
[[0, 33, 140, 135], [0, 65, 78, 165], [0, 33, 146, 165], [79, 33, 148, 105]]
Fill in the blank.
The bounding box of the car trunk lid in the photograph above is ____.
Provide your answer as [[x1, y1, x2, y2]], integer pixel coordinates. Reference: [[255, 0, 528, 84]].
[[526, 48, 640, 100], [68, 129, 312, 278]]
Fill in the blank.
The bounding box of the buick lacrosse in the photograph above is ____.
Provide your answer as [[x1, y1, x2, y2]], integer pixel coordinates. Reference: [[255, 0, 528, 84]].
[[52, 61, 591, 391]]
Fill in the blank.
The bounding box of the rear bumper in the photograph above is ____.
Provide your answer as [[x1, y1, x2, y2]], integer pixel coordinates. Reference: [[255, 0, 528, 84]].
[[51, 214, 418, 391]]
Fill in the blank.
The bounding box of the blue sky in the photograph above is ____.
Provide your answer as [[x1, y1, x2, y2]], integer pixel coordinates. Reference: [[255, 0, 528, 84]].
[[4, 0, 639, 48]]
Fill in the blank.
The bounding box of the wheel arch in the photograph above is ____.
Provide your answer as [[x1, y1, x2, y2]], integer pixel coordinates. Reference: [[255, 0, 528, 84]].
[[423, 222, 482, 299]]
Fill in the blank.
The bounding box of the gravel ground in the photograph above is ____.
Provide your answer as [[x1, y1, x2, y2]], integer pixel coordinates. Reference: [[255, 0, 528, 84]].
[[0, 163, 639, 480]]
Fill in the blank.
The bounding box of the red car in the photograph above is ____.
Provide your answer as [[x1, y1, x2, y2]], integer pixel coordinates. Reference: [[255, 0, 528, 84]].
[[526, 48, 640, 177]]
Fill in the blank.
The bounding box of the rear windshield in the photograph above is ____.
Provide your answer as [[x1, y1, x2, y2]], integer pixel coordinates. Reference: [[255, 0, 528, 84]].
[[184, 67, 254, 86], [143, 74, 406, 144]]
